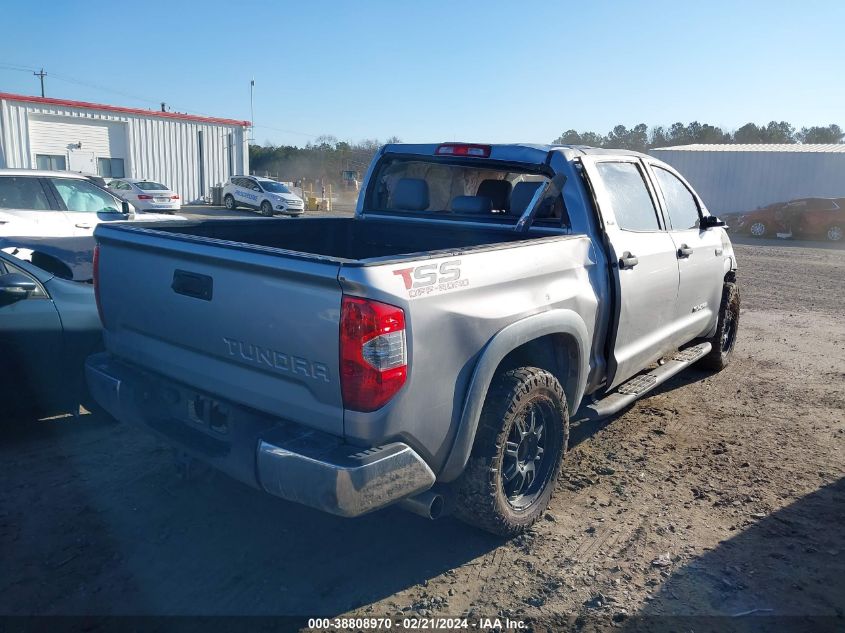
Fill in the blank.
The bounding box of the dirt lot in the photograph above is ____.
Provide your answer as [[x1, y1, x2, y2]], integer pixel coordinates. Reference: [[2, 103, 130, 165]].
[[2, 238, 843, 630]]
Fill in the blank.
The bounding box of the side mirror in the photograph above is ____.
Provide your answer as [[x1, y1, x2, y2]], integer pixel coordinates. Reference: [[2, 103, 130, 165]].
[[0, 273, 38, 298], [252, 186, 262, 192], [700, 215, 726, 229], [121, 200, 132, 215]]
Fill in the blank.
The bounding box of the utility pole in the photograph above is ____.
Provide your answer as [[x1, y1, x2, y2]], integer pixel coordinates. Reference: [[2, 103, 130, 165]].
[[249, 78, 255, 144], [33, 68, 46, 97]]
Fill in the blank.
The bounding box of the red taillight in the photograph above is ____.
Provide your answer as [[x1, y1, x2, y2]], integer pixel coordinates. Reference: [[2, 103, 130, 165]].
[[171, 195, 180, 200], [340, 296, 407, 412], [137, 194, 153, 200], [93, 245, 106, 327], [435, 143, 491, 158]]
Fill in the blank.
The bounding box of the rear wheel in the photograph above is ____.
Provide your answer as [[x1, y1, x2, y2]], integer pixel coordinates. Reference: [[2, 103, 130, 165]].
[[453, 367, 569, 537], [260, 200, 274, 216], [749, 221, 767, 237], [223, 194, 236, 210], [827, 225, 843, 242], [699, 282, 740, 371]]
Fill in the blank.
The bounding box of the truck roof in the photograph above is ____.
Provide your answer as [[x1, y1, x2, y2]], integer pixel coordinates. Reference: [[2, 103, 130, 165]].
[[381, 143, 651, 164]]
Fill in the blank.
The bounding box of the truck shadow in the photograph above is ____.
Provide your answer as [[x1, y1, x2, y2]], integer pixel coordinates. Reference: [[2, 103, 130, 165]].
[[619, 477, 845, 631], [1, 413, 503, 617]]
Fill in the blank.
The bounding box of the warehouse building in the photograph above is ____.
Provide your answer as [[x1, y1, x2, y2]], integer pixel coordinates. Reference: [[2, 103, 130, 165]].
[[0, 92, 250, 203], [650, 144, 845, 215]]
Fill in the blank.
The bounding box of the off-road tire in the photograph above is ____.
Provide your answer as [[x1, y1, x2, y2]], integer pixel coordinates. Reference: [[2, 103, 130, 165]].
[[699, 282, 740, 371], [453, 367, 569, 537], [223, 194, 236, 210], [260, 200, 274, 216]]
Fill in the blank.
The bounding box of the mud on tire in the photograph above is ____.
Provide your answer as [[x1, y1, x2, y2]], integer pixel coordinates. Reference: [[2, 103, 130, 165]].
[[699, 282, 740, 371], [452, 367, 569, 537]]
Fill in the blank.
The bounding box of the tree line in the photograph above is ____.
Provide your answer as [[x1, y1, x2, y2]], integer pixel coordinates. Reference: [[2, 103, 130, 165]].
[[553, 121, 844, 152], [249, 122, 843, 185]]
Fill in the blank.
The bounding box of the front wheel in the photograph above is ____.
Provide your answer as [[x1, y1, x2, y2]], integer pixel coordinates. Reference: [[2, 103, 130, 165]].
[[453, 367, 569, 537], [260, 200, 274, 216], [749, 221, 767, 237], [223, 194, 236, 210], [827, 225, 843, 242], [699, 282, 740, 371]]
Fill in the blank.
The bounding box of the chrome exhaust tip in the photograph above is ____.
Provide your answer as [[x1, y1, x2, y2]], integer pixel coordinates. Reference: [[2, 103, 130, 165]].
[[398, 490, 445, 520]]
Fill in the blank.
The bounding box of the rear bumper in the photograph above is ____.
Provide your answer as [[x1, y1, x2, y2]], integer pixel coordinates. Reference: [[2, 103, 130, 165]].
[[85, 353, 435, 517]]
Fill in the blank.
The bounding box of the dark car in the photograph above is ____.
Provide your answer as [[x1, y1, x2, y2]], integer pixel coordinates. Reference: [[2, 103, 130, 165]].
[[736, 197, 845, 241], [0, 237, 102, 419]]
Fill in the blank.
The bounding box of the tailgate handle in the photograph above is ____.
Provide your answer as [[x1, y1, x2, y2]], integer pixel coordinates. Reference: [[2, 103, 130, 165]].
[[172, 269, 213, 301]]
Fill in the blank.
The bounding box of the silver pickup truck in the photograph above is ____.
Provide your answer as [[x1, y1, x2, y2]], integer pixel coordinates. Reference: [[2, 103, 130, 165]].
[[86, 143, 739, 536]]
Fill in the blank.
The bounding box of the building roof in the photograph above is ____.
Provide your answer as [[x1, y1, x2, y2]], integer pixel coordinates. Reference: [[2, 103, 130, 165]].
[[0, 92, 250, 127], [651, 143, 845, 153]]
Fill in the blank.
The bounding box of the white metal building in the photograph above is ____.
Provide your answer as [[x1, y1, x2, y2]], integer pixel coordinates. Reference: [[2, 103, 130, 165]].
[[650, 144, 845, 214], [0, 92, 250, 203]]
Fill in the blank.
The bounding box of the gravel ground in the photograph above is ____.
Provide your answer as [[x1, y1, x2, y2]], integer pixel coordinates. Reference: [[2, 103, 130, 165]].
[[1, 238, 843, 629]]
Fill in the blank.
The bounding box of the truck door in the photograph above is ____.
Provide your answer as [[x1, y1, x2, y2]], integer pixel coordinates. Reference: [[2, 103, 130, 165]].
[[580, 157, 681, 390], [646, 162, 726, 344]]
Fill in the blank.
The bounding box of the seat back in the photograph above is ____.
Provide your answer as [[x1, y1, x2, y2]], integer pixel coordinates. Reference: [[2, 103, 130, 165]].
[[390, 178, 430, 211], [450, 195, 493, 214], [509, 181, 544, 216], [476, 179, 512, 212]]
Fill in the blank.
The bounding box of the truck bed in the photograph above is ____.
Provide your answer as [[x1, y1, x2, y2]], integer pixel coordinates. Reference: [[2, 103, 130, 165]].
[[128, 216, 553, 264]]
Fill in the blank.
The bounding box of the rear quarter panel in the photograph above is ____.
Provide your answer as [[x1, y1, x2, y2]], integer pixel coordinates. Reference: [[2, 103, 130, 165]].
[[338, 235, 599, 476]]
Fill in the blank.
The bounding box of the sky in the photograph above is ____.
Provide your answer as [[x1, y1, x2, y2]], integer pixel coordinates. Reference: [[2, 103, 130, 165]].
[[1, 0, 843, 147]]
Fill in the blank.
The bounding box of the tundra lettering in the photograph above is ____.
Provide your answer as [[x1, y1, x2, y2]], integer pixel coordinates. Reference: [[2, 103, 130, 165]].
[[222, 337, 330, 382]]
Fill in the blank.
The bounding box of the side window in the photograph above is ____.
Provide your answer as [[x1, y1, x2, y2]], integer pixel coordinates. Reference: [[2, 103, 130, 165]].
[[595, 162, 661, 231], [97, 158, 126, 179], [48, 178, 121, 213], [653, 167, 700, 230], [0, 177, 51, 211], [36, 154, 67, 171]]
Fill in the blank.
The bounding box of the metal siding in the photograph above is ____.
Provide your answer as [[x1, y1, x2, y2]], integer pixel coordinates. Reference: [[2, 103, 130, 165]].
[[28, 115, 127, 163], [0, 96, 249, 203], [651, 149, 845, 214]]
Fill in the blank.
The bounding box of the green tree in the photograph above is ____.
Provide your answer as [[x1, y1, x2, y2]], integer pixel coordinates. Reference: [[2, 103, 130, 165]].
[[797, 124, 844, 143]]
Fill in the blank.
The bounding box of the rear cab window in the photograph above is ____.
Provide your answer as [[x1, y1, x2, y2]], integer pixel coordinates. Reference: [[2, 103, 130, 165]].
[[364, 156, 570, 228]]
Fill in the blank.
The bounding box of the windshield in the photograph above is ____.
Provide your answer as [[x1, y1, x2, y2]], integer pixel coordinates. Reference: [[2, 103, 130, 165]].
[[365, 157, 569, 227], [135, 181, 168, 191], [260, 181, 292, 194]]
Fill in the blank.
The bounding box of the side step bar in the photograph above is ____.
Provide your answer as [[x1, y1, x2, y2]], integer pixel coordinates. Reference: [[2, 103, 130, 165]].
[[573, 342, 711, 424]]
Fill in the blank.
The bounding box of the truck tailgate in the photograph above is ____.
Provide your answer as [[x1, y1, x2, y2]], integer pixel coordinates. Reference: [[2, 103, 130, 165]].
[[96, 228, 344, 435]]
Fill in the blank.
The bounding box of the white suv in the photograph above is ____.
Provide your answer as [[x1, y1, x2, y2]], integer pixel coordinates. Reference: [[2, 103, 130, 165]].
[[222, 176, 305, 216]]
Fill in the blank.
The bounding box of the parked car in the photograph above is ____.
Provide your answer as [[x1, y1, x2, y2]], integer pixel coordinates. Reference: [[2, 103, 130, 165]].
[[222, 176, 305, 216], [736, 197, 844, 241], [0, 236, 102, 419], [0, 169, 186, 238], [87, 143, 738, 536], [107, 178, 181, 213]]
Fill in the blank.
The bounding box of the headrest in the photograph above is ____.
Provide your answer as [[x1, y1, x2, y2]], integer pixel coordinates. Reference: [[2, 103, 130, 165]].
[[509, 181, 544, 216], [476, 179, 512, 211], [390, 178, 429, 211], [450, 195, 493, 214]]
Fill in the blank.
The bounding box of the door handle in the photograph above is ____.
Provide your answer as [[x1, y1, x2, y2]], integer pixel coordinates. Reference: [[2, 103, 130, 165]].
[[75, 223, 93, 229], [677, 244, 693, 258], [619, 252, 639, 269]]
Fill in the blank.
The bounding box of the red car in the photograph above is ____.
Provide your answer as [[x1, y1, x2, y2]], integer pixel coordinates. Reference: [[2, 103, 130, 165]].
[[736, 197, 844, 242]]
